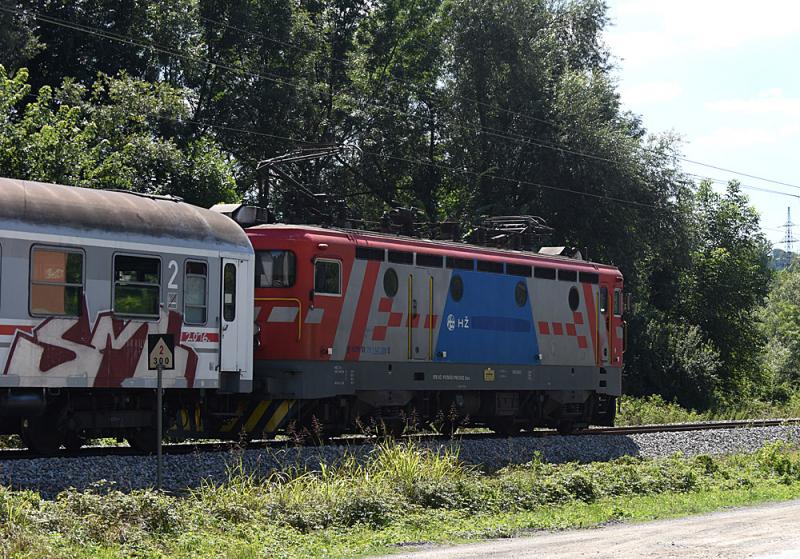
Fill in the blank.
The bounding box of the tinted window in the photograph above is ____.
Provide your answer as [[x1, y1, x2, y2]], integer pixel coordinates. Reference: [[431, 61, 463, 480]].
[[477, 260, 503, 273], [600, 286, 609, 314], [223, 263, 236, 321], [534, 267, 556, 280], [388, 250, 414, 264], [114, 255, 160, 317], [314, 260, 341, 295], [184, 261, 207, 324], [568, 286, 580, 311], [506, 263, 532, 277], [416, 253, 444, 268], [30, 247, 83, 316], [449, 275, 464, 302], [355, 247, 385, 261], [515, 281, 528, 307], [384, 268, 399, 297], [255, 250, 296, 288], [558, 269, 578, 282], [446, 257, 474, 270], [579, 272, 599, 284], [614, 289, 622, 316]]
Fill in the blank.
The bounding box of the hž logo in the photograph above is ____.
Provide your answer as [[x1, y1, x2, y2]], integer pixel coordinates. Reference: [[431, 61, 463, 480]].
[[446, 314, 470, 331]]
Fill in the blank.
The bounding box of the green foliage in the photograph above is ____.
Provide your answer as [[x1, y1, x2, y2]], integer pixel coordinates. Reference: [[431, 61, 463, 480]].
[[760, 264, 800, 399], [0, 65, 237, 206], [5, 442, 800, 557], [0, 0, 782, 407], [616, 395, 706, 426]]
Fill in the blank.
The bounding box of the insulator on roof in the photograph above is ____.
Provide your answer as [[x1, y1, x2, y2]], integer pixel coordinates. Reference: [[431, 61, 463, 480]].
[[539, 246, 583, 260], [210, 203, 271, 227]]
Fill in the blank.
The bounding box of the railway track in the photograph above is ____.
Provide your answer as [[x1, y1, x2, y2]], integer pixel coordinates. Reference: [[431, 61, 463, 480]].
[[1, 418, 799, 460]]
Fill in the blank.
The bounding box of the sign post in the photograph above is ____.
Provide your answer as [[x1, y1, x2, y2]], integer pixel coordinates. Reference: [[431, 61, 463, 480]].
[[148, 333, 174, 491]]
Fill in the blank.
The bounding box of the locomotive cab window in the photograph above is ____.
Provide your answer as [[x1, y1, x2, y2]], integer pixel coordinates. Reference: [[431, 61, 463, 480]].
[[30, 247, 84, 316], [314, 259, 341, 296], [614, 289, 623, 316], [256, 250, 296, 288], [184, 261, 208, 324], [114, 255, 160, 317]]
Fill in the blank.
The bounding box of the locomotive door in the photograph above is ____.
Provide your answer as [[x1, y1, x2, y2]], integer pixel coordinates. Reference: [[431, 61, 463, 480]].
[[408, 271, 433, 360], [598, 283, 611, 364], [220, 258, 247, 372]]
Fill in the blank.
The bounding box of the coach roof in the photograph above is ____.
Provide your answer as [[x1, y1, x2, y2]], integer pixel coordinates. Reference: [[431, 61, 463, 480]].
[[0, 177, 250, 250]]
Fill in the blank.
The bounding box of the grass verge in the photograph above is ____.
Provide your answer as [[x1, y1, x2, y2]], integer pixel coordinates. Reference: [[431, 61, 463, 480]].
[[3, 441, 800, 558], [616, 393, 800, 425]]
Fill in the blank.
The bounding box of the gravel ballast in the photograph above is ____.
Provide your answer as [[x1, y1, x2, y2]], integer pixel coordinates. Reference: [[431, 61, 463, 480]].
[[2, 425, 799, 498]]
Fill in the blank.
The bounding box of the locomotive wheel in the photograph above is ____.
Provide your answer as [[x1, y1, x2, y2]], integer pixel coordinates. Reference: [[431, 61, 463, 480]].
[[556, 421, 577, 436], [63, 431, 87, 451], [490, 419, 521, 437], [126, 428, 160, 455], [21, 417, 62, 455]]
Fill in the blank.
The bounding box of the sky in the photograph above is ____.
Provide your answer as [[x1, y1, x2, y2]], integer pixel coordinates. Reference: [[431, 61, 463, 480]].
[[603, 0, 800, 250]]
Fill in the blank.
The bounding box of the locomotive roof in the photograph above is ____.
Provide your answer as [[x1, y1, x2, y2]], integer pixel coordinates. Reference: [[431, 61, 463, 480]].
[[0, 177, 251, 250], [248, 223, 621, 274]]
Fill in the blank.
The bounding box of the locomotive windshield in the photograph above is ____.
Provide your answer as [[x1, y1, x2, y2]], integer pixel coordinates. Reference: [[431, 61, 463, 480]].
[[255, 250, 296, 288]]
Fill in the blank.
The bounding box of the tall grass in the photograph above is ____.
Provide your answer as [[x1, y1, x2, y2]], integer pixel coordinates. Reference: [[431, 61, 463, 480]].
[[617, 394, 800, 426], [3, 439, 800, 557]]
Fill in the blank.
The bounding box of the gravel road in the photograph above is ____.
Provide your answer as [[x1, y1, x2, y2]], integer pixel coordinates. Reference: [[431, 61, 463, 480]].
[[2, 425, 799, 497], [368, 499, 800, 559]]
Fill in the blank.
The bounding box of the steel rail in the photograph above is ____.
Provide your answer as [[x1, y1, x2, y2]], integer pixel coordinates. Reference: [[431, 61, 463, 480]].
[[2, 418, 799, 461]]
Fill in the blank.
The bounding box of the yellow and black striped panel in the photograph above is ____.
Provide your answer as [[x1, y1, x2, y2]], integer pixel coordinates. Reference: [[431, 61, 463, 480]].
[[220, 399, 296, 437]]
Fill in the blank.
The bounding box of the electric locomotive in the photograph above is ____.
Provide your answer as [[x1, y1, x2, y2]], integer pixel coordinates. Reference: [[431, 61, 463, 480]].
[[246, 221, 623, 436]]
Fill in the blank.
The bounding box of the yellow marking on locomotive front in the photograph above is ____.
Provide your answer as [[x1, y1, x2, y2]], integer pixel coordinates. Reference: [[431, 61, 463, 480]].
[[265, 400, 294, 433], [244, 400, 272, 433]]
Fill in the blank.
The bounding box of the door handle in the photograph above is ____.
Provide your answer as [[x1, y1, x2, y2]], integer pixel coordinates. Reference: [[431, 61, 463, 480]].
[[222, 324, 229, 331]]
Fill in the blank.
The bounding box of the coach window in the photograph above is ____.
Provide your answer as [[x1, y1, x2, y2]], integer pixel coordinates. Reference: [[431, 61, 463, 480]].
[[314, 259, 341, 296], [184, 261, 208, 324], [114, 255, 161, 317], [30, 247, 84, 316], [256, 250, 296, 288], [223, 263, 237, 321]]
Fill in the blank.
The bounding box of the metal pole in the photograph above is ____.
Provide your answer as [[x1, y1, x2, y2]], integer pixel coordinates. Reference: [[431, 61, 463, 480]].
[[156, 362, 163, 491]]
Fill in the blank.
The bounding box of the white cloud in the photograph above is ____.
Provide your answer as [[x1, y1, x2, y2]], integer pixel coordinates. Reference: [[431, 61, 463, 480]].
[[605, 0, 800, 67], [620, 81, 683, 106], [693, 123, 800, 148], [705, 89, 800, 118]]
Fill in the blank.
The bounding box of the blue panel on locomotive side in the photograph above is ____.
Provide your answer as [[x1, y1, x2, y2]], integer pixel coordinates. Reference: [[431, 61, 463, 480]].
[[435, 271, 540, 364]]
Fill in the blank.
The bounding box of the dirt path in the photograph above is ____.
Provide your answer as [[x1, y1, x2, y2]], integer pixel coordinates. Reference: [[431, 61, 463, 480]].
[[370, 500, 800, 559]]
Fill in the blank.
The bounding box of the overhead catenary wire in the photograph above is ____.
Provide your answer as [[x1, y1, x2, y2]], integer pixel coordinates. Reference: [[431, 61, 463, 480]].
[[7, 3, 800, 195], [6, 4, 800, 216], [204, 11, 800, 192]]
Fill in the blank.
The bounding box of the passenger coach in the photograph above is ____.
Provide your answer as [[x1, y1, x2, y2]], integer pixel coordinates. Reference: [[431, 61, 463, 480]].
[[0, 178, 254, 453]]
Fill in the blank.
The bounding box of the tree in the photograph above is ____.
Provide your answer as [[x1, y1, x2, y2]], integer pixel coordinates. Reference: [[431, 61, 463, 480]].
[[0, 65, 236, 206], [760, 264, 800, 400], [678, 181, 772, 404]]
